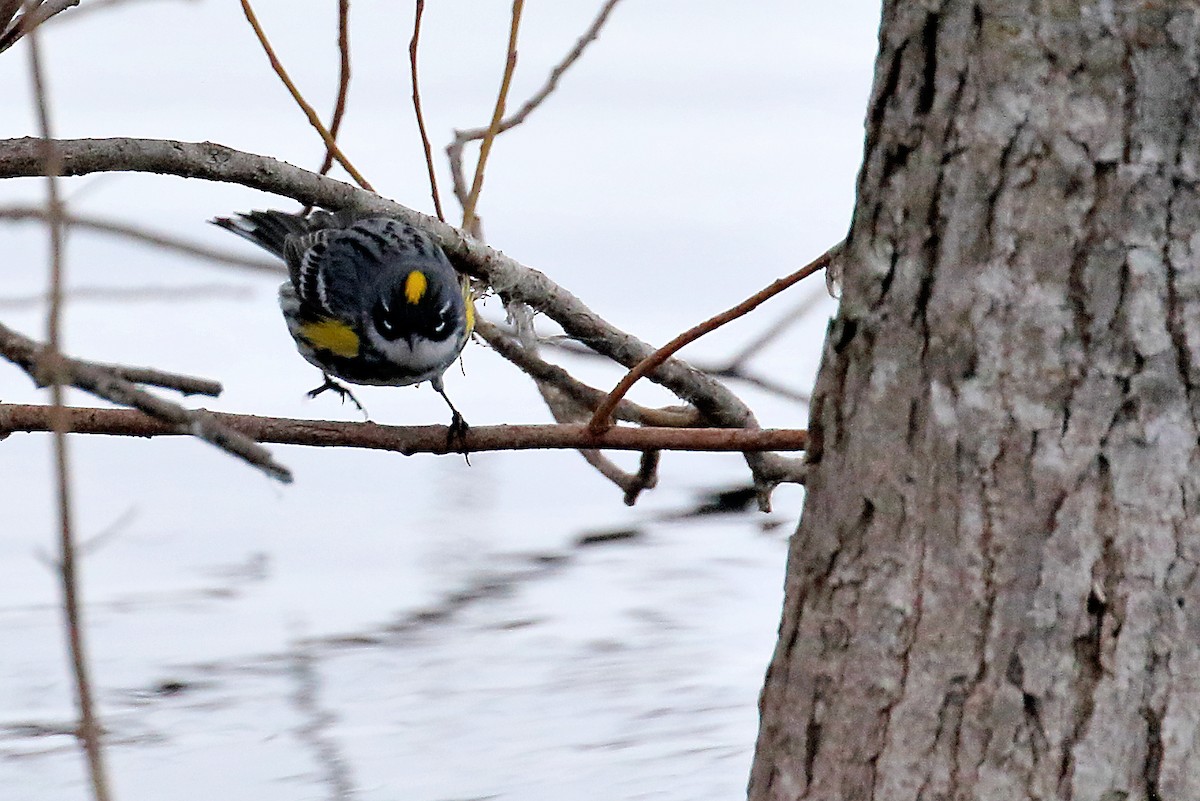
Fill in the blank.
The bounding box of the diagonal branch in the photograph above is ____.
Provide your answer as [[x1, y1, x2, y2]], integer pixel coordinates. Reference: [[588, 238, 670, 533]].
[[588, 246, 836, 433]]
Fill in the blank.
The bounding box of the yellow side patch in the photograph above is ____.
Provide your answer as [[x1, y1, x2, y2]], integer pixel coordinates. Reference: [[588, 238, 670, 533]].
[[299, 318, 360, 357], [462, 276, 476, 337], [404, 271, 428, 305]]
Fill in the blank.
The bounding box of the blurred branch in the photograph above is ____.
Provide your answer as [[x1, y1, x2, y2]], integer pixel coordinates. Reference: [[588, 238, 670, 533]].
[[0, 319, 292, 482], [0, 0, 78, 53], [408, 0, 443, 221], [239, 0, 373, 191], [447, 0, 623, 214], [589, 246, 837, 434], [0, 136, 804, 501], [0, 283, 255, 310], [316, 0, 351, 178], [0, 205, 282, 271], [461, 0, 523, 236], [21, 8, 111, 801], [0, 403, 808, 454]]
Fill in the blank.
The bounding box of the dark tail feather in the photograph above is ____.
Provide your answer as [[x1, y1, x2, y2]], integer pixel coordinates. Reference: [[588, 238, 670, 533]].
[[210, 210, 311, 259]]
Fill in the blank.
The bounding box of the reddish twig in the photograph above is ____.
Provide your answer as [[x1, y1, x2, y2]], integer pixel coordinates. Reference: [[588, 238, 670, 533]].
[[239, 0, 373, 191], [317, 0, 352, 177], [461, 0, 523, 235], [0, 403, 808, 455], [588, 246, 835, 434], [409, 0, 443, 221]]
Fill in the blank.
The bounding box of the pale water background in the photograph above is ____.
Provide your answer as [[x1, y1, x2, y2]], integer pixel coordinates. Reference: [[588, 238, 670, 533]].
[[0, 2, 877, 799]]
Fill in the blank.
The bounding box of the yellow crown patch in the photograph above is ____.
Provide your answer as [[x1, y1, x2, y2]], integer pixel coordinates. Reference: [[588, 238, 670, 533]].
[[404, 271, 428, 305]]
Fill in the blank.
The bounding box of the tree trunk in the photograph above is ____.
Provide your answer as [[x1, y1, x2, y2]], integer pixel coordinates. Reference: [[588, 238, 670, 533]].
[[750, 2, 1200, 799]]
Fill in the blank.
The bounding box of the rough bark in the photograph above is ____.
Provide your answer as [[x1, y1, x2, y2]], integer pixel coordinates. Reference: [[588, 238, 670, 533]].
[[751, 2, 1200, 799]]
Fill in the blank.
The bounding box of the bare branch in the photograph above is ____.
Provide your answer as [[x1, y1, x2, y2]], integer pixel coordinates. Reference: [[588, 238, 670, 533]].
[[0, 403, 808, 455], [0, 320, 292, 482], [0, 136, 797, 498]]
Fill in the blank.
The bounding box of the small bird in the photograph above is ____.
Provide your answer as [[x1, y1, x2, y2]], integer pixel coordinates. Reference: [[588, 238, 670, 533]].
[[211, 209, 473, 434]]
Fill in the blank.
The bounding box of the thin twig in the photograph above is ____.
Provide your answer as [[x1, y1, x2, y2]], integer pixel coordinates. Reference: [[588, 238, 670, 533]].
[[588, 247, 835, 434], [409, 0, 443, 221], [238, 0, 373, 191], [0, 320, 292, 483], [317, 0, 351, 177], [485, 318, 813, 404], [88, 364, 220, 396], [0, 206, 281, 271], [475, 319, 698, 428], [22, 6, 111, 799], [0, 403, 808, 455], [461, 0, 523, 235]]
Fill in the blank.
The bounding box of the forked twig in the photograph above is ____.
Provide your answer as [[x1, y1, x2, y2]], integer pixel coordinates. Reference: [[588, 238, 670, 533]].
[[239, 0, 373, 191], [447, 0, 623, 211], [588, 246, 836, 434]]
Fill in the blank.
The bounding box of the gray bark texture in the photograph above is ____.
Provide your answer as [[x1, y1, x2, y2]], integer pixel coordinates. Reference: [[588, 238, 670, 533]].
[[750, 2, 1200, 800]]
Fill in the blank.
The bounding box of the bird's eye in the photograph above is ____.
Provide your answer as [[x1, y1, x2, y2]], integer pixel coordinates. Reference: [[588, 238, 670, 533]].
[[373, 300, 398, 338], [433, 318, 450, 335]]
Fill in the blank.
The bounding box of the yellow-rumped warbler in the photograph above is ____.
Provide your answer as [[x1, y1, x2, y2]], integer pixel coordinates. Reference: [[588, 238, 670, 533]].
[[211, 209, 473, 432]]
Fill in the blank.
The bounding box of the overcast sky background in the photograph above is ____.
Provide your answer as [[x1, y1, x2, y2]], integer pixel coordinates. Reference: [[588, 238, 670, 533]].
[[0, 2, 881, 799]]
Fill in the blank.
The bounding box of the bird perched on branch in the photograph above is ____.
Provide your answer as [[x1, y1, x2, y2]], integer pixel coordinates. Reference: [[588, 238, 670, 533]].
[[211, 209, 473, 434]]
